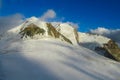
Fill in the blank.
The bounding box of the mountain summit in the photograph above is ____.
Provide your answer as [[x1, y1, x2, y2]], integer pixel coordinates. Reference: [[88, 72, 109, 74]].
[[1, 17, 79, 44], [19, 22, 72, 44]]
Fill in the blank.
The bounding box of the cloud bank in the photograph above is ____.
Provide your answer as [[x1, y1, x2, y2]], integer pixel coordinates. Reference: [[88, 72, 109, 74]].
[[39, 9, 56, 21], [0, 13, 24, 33], [90, 27, 120, 43]]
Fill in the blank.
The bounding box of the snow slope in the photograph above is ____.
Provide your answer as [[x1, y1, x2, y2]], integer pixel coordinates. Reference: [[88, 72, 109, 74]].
[[0, 39, 120, 80]]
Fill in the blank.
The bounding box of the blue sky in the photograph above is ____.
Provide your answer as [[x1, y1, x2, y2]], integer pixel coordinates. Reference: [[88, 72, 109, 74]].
[[0, 0, 120, 32]]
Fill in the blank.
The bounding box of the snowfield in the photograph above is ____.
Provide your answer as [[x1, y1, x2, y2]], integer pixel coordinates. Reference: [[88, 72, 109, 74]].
[[0, 39, 120, 80]]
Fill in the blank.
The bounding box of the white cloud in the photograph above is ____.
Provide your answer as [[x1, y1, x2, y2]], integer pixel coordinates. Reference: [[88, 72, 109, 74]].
[[39, 9, 79, 29], [39, 9, 56, 21], [90, 27, 120, 43], [0, 13, 24, 33], [90, 27, 110, 35]]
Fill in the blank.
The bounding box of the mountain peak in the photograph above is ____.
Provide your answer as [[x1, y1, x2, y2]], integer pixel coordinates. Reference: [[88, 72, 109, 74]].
[[26, 16, 39, 22], [16, 22, 72, 44]]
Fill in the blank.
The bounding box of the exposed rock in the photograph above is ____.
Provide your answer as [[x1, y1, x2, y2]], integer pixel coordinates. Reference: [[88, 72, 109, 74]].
[[103, 40, 120, 61], [104, 40, 118, 49], [46, 23, 60, 38], [46, 23, 72, 44], [74, 29, 79, 44], [19, 23, 45, 38], [94, 39, 120, 61]]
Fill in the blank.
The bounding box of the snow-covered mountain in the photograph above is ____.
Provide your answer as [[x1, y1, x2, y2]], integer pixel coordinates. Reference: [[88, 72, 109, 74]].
[[0, 17, 76, 44], [78, 32, 110, 50], [0, 16, 110, 47], [0, 17, 120, 80]]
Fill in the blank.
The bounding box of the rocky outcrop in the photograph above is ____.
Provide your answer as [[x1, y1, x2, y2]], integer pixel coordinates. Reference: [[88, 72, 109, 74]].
[[74, 29, 79, 44], [103, 40, 120, 61], [19, 23, 45, 38], [46, 23, 72, 44], [46, 23, 60, 38], [94, 40, 120, 61]]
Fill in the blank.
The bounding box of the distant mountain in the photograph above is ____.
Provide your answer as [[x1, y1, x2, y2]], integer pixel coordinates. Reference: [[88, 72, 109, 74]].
[[78, 32, 110, 49]]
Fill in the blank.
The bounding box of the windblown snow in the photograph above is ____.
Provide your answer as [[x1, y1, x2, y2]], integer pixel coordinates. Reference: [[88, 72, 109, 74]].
[[0, 17, 120, 80], [0, 39, 120, 80]]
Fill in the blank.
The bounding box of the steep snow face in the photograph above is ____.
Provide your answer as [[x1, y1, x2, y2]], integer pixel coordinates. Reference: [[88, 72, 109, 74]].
[[56, 23, 79, 45], [0, 39, 120, 80], [78, 32, 110, 50]]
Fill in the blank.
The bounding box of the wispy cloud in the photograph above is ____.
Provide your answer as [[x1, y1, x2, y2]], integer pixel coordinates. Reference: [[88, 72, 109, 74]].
[[66, 22, 79, 29], [0, 13, 24, 33], [39, 9, 56, 21], [90, 27, 120, 43]]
